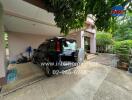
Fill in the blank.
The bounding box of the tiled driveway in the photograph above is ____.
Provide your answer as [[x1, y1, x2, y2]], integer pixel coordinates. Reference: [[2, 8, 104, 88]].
[[1, 54, 132, 100]]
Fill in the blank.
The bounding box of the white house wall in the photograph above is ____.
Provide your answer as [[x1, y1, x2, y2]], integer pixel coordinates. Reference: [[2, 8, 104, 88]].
[[90, 33, 96, 53], [67, 31, 96, 54], [0, 2, 6, 84], [8, 32, 50, 62], [66, 31, 81, 49], [0, 0, 56, 25]]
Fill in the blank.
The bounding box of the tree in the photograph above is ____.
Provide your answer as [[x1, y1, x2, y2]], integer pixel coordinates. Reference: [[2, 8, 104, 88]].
[[113, 17, 132, 40], [42, 0, 131, 35]]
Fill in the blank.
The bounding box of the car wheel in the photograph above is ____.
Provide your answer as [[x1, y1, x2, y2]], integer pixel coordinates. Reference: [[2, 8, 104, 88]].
[[44, 66, 52, 77]]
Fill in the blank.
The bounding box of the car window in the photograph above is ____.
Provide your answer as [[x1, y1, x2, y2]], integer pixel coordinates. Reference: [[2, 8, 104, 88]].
[[63, 41, 76, 51]]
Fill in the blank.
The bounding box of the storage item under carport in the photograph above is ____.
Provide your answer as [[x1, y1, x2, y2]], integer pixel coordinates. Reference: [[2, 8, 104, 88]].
[[16, 53, 28, 64], [32, 37, 80, 77], [7, 68, 17, 83]]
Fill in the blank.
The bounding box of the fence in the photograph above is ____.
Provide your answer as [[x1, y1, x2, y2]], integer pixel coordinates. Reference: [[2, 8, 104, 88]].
[[96, 45, 113, 53]]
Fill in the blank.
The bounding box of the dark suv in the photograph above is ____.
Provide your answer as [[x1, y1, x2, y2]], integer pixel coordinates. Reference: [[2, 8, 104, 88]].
[[32, 37, 79, 76]]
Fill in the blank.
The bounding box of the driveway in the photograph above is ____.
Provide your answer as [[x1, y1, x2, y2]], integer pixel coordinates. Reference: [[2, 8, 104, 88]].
[[1, 54, 132, 100]]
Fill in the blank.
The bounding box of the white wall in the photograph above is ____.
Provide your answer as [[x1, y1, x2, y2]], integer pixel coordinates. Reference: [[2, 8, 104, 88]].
[[90, 33, 96, 53], [67, 30, 96, 54], [66, 31, 81, 49], [0, 28, 6, 79], [0, 2, 6, 81], [8, 32, 50, 61], [0, 0, 56, 24]]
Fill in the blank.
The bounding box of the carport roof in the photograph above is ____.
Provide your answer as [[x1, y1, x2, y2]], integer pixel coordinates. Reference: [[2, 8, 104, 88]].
[[1, 0, 61, 36]]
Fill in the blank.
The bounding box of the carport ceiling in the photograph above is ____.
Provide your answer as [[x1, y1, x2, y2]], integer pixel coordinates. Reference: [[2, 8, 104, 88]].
[[0, 0, 61, 36], [4, 15, 61, 36]]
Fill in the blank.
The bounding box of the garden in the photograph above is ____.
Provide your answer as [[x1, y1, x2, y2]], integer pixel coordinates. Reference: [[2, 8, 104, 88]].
[[96, 16, 132, 71]]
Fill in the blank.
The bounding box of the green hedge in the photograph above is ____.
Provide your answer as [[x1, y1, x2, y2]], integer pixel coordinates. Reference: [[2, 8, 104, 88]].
[[113, 40, 132, 63], [96, 32, 113, 46], [113, 40, 132, 53], [96, 32, 113, 53]]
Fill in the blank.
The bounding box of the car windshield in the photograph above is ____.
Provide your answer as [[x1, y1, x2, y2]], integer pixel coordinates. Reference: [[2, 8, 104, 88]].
[[63, 41, 76, 51]]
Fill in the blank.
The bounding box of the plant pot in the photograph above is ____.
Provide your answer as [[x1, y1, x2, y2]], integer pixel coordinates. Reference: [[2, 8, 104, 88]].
[[0, 86, 2, 93], [128, 67, 132, 73], [117, 61, 129, 71]]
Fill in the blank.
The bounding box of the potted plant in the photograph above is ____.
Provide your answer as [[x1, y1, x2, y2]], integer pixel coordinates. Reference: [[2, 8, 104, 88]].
[[116, 43, 130, 70], [128, 49, 132, 73]]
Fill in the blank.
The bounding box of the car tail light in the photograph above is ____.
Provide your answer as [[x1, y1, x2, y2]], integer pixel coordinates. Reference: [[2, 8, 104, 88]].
[[56, 41, 60, 52]]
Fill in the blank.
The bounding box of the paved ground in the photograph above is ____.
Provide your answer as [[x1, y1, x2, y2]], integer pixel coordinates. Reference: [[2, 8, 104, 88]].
[[1, 54, 132, 100], [2, 63, 44, 92]]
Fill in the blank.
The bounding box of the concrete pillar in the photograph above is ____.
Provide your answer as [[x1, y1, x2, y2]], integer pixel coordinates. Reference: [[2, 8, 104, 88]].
[[77, 31, 85, 63], [80, 31, 85, 50], [90, 33, 96, 53], [0, 2, 6, 85]]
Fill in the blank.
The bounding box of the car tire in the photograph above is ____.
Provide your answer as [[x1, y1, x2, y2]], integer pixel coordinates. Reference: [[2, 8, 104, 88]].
[[44, 66, 53, 77]]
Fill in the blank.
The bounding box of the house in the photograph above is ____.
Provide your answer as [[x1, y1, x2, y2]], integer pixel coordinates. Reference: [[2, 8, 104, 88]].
[[0, 0, 96, 85]]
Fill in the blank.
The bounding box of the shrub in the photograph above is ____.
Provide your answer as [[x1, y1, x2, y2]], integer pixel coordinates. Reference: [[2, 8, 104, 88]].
[[113, 40, 132, 63], [96, 32, 113, 46], [96, 31, 113, 53], [113, 40, 132, 53]]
